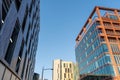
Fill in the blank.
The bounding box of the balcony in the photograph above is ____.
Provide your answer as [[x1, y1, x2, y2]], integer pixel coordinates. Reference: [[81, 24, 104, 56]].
[[105, 29, 115, 36], [103, 22, 113, 29], [102, 14, 119, 22], [113, 23, 120, 30], [115, 30, 120, 36]]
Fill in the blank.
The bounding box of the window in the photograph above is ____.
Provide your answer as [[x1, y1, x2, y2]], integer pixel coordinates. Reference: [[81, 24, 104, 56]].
[[26, 23, 31, 44], [16, 40, 24, 73], [100, 36, 105, 42], [65, 68, 67, 73], [64, 63, 65, 67], [2, 0, 11, 13], [109, 15, 118, 20], [110, 44, 120, 53], [115, 30, 120, 35], [113, 23, 120, 27], [103, 22, 111, 27], [1, 0, 12, 30], [29, 2, 32, 15], [2, 3, 7, 24], [69, 64, 71, 68], [118, 66, 120, 74], [22, 5, 28, 31], [5, 20, 20, 64], [64, 73, 66, 78], [102, 44, 108, 52], [114, 55, 120, 65], [68, 68, 69, 73], [108, 37, 116, 42], [118, 38, 120, 42], [14, 0, 21, 11], [98, 29, 102, 34], [105, 29, 114, 35], [25, 63, 29, 79], [68, 74, 70, 78]]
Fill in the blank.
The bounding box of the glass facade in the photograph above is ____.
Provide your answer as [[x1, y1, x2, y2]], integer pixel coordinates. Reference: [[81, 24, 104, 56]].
[[75, 21, 115, 76], [75, 7, 120, 79]]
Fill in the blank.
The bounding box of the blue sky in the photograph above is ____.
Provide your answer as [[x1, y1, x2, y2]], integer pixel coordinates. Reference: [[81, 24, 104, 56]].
[[35, 0, 120, 80]]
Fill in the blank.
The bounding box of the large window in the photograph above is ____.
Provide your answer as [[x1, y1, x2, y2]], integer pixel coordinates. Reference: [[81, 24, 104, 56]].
[[2, 3, 7, 24], [16, 40, 24, 73], [22, 5, 28, 31], [21, 51, 27, 78], [5, 20, 20, 64]]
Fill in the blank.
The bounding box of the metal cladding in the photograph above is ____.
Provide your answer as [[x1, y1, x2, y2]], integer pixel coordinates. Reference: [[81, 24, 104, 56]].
[[0, 0, 40, 80]]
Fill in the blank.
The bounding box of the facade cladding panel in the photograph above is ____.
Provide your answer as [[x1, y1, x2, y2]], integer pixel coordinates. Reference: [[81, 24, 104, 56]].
[[0, 0, 40, 80], [75, 6, 120, 80]]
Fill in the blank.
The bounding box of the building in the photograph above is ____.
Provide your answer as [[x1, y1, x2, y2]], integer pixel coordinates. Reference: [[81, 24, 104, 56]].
[[74, 63, 80, 80], [80, 74, 113, 80], [75, 6, 120, 80], [0, 0, 40, 80], [33, 73, 39, 80], [53, 59, 78, 80]]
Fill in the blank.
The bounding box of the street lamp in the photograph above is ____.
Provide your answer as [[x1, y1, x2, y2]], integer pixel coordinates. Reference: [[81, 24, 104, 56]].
[[41, 67, 53, 80]]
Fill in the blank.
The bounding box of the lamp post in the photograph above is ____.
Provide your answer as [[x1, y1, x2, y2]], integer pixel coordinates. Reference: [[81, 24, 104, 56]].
[[41, 67, 53, 80]]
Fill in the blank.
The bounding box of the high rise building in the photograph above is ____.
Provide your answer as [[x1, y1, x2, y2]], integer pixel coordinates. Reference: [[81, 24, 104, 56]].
[[75, 6, 120, 80], [0, 0, 40, 80], [53, 59, 78, 80]]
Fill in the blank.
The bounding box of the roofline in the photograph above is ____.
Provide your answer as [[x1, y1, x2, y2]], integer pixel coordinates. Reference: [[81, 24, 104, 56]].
[[76, 6, 120, 41]]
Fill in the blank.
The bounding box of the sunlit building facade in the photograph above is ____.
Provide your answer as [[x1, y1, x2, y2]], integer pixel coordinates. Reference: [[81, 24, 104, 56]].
[[53, 59, 75, 80], [75, 6, 120, 80], [0, 0, 40, 80]]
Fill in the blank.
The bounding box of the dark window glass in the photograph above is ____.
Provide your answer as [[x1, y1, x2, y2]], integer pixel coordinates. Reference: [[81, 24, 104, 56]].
[[5, 20, 20, 64], [22, 5, 28, 31], [2, 0, 11, 12], [2, 4, 7, 23], [69, 64, 71, 68], [16, 40, 24, 73], [21, 51, 27, 78], [14, 0, 21, 11], [1, 0, 12, 30], [64, 63, 65, 67], [26, 23, 31, 44], [64, 73, 66, 78], [16, 57, 21, 73], [25, 63, 29, 79]]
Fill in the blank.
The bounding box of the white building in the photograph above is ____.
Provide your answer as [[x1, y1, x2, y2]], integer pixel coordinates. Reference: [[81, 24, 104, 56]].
[[53, 59, 78, 80]]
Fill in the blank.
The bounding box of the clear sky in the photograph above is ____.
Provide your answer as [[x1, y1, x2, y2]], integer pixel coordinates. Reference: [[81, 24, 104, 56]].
[[35, 0, 120, 80]]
